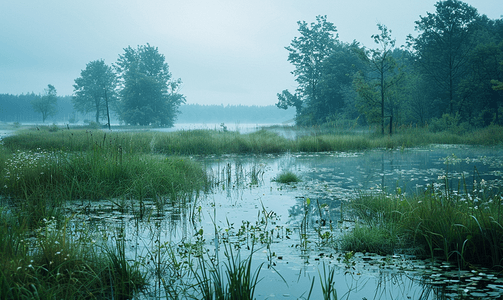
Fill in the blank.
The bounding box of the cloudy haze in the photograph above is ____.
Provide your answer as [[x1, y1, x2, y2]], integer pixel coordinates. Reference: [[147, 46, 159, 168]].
[[0, 0, 501, 106]]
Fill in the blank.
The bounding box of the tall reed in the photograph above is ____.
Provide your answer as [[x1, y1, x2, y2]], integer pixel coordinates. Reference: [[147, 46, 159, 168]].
[[0, 147, 208, 204], [0, 210, 147, 299], [344, 175, 503, 269], [319, 262, 338, 300], [193, 244, 264, 300], [5, 125, 501, 156]]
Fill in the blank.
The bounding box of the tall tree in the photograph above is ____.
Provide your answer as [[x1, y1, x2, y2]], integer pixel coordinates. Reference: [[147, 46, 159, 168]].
[[408, 0, 479, 115], [31, 84, 57, 123], [276, 89, 302, 119], [115, 44, 185, 126], [456, 16, 503, 126], [401, 71, 433, 126], [493, 71, 503, 91], [73, 60, 117, 128], [460, 42, 503, 125], [316, 42, 364, 122], [279, 15, 338, 125], [354, 24, 402, 135]]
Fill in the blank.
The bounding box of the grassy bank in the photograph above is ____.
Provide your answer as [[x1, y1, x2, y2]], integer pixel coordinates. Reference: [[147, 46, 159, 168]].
[[3, 125, 502, 155], [342, 175, 503, 269], [1, 149, 207, 203], [0, 127, 212, 299], [296, 125, 503, 152], [0, 207, 147, 299], [0, 147, 208, 229], [0, 124, 501, 297]]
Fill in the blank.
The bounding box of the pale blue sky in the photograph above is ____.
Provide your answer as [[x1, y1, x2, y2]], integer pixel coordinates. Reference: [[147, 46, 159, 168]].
[[0, 0, 501, 106]]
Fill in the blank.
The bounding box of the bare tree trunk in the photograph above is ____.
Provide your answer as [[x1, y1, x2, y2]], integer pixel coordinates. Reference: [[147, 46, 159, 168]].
[[104, 87, 111, 130]]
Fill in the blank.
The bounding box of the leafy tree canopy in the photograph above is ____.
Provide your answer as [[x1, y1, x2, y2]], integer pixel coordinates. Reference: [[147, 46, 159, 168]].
[[408, 0, 480, 114], [115, 44, 185, 126], [279, 15, 341, 125], [73, 60, 117, 126], [31, 84, 58, 123]]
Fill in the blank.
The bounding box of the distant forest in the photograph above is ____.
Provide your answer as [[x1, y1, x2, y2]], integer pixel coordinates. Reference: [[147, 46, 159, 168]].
[[2, 1, 501, 132], [177, 104, 295, 124], [278, 3, 503, 133], [0, 93, 76, 124], [0, 93, 294, 125]]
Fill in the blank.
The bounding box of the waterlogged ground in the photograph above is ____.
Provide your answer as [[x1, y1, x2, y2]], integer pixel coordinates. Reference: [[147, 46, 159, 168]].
[[67, 144, 503, 299]]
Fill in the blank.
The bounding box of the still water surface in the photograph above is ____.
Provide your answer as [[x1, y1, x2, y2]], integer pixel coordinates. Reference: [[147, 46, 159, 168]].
[[71, 144, 503, 299]]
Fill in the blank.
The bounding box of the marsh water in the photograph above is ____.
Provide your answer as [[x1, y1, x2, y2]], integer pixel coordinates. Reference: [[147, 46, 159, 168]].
[[68, 144, 503, 299]]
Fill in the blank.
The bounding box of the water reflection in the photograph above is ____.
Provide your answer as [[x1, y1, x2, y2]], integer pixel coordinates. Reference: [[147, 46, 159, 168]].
[[295, 145, 502, 197], [67, 145, 502, 299]]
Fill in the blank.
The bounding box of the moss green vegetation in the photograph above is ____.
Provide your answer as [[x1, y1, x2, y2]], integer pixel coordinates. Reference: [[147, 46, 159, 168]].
[[273, 171, 301, 184], [0, 210, 146, 299], [340, 223, 398, 256], [342, 178, 503, 269], [3, 125, 502, 156], [1, 124, 502, 296], [0, 127, 210, 299]]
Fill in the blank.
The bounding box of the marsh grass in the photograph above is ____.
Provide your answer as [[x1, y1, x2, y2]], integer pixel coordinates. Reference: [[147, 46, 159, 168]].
[[2, 128, 293, 155], [340, 222, 398, 255], [318, 262, 338, 300], [0, 211, 146, 299], [194, 244, 264, 300], [344, 176, 503, 268], [273, 170, 301, 184], [102, 231, 147, 299], [0, 129, 208, 298], [4, 126, 501, 157], [0, 147, 208, 204], [295, 126, 503, 152]]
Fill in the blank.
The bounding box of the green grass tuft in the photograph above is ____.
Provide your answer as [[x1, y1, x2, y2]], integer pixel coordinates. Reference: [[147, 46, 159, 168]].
[[273, 171, 301, 184], [4, 126, 502, 156], [340, 222, 398, 255], [345, 180, 503, 268], [0, 211, 147, 299]]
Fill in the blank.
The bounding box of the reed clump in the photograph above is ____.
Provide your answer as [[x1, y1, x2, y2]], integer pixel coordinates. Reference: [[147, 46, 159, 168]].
[[0, 210, 146, 300], [194, 245, 264, 300], [5, 125, 502, 157], [343, 177, 503, 269], [340, 222, 398, 256], [0, 148, 208, 203], [273, 170, 301, 184]]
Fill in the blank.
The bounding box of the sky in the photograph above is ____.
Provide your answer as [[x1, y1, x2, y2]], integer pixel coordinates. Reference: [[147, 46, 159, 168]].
[[0, 0, 501, 106]]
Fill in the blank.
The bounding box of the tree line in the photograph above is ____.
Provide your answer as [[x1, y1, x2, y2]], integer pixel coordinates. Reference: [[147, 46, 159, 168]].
[[0, 95, 295, 125], [1, 44, 184, 127], [0, 93, 74, 123], [177, 104, 295, 124], [278, 0, 503, 133], [73, 44, 184, 128]]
